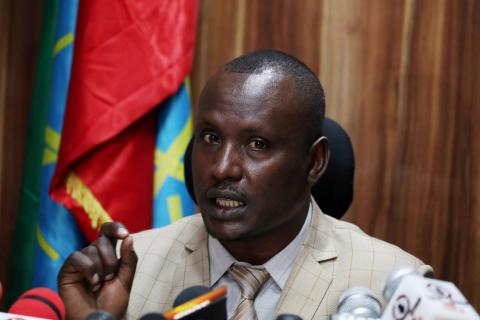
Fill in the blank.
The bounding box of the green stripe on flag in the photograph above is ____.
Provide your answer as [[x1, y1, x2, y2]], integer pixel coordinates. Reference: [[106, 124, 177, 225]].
[[6, 0, 59, 307]]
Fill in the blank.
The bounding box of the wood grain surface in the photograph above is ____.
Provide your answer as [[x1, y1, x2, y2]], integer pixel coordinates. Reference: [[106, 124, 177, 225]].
[[0, 0, 478, 310], [0, 0, 42, 308], [191, 0, 480, 308]]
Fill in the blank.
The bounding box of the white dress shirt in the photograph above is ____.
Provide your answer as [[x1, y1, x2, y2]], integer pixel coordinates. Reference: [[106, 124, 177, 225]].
[[208, 204, 312, 320]]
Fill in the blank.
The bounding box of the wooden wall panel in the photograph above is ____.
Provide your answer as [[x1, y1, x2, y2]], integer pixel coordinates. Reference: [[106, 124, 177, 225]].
[[192, 0, 480, 308], [0, 0, 43, 307], [1, 0, 478, 311]]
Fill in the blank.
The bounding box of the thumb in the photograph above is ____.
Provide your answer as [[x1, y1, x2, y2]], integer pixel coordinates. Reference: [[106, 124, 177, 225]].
[[117, 235, 137, 290]]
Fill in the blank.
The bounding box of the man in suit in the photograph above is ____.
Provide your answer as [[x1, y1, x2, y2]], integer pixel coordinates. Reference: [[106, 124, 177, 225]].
[[58, 50, 432, 320]]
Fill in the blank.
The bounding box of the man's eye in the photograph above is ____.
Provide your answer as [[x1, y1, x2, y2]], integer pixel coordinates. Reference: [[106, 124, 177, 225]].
[[202, 133, 220, 144], [248, 139, 267, 150]]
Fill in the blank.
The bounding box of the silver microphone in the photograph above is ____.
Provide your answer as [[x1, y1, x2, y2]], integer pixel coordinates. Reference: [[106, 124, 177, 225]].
[[382, 266, 418, 302], [331, 286, 382, 320]]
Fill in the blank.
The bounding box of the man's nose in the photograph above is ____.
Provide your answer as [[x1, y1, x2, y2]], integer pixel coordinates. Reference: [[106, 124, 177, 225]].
[[211, 143, 242, 181]]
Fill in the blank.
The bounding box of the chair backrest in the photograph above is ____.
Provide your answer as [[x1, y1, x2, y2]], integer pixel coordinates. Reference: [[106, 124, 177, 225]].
[[183, 117, 355, 219]]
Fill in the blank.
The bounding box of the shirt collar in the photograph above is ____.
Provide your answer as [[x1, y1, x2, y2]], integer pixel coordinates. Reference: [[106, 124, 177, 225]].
[[208, 202, 312, 290]]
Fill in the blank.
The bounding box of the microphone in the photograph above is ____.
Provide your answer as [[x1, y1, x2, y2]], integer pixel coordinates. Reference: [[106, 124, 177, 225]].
[[172, 286, 211, 307], [162, 286, 227, 320], [139, 314, 166, 320], [0, 313, 47, 320], [331, 287, 382, 320], [85, 311, 116, 320], [381, 268, 479, 320], [2, 288, 65, 320], [382, 267, 418, 303]]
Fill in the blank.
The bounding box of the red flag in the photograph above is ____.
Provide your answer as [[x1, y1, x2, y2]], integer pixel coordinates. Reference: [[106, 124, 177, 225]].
[[50, 0, 197, 241]]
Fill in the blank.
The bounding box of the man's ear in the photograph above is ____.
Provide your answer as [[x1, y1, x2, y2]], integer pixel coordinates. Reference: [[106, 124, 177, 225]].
[[307, 136, 330, 186]]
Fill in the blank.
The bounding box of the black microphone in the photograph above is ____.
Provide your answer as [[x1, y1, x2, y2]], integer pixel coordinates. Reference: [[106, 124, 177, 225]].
[[162, 286, 227, 320], [139, 313, 167, 320], [85, 311, 116, 320], [173, 286, 211, 307]]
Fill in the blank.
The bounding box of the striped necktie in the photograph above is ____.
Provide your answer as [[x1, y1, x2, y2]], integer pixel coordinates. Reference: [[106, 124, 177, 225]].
[[227, 264, 270, 320]]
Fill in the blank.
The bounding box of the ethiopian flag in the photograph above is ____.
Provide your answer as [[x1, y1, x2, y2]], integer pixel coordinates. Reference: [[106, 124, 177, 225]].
[[7, 0, 197, 305], [7, 0, 85, 302], [50, 0, 197, 241]]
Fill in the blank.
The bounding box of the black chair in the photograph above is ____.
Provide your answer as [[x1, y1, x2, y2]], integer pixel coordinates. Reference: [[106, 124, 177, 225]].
[[183, 117, 355, 219]]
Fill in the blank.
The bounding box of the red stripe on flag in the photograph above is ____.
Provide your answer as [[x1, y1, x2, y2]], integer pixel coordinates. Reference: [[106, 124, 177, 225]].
[[50, 0, 197, 241]]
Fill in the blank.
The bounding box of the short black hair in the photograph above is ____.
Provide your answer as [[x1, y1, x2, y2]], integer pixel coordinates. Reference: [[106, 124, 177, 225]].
[[223, 49, 325, 143]]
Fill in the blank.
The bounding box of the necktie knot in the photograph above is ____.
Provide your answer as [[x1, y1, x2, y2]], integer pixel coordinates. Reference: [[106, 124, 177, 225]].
[[228, 264, 270, 300]]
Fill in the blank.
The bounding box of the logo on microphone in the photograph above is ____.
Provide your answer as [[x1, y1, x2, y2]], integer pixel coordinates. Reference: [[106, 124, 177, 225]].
[[391, 294, 421, 320], [426, 282, 467, 313]]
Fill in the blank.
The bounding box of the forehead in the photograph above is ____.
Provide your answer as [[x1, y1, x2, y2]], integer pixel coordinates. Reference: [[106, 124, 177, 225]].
[[197, 71, 302, 128]]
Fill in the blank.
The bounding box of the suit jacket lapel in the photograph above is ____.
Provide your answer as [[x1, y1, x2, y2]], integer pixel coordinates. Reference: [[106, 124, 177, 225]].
[[274, 199, 338, 319], [166, 219, 211, 306]]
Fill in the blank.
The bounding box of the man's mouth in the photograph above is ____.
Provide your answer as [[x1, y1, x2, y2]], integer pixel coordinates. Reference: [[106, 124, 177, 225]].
[[215, 197, 245, 209]]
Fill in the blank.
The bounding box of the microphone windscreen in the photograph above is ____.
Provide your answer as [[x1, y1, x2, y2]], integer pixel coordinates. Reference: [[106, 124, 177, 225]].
[[8, 287, 65, 320], [382, 266, 418, 302], [139, 313, 167, 320], [166, 286, 227, 320], [337, 286, 382, 318], [86, 311, 116, 320], [172, 286, 210, 307]]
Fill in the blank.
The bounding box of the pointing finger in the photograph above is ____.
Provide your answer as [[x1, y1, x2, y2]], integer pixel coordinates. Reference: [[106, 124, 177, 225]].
[[99, 222, 129, 250], [100, 222, 129, 239]]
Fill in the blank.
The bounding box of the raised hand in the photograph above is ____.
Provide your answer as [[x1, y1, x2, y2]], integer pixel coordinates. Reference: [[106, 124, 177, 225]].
[[58, 222, 137, 320]]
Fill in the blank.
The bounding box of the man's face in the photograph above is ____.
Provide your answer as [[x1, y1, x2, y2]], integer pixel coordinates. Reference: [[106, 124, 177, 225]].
[[192, 70, 313, 243]]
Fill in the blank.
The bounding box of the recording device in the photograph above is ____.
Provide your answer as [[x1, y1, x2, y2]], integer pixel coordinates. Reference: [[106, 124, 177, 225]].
[[139, 314, 166, 320], [330, 286, 382, 320], [172, 286, 211, 307], [162, 286, 227, 320], [382, 267, 418, 303], [0, 288, 65, 320], [381, 268, 479, 320], [0, 313, 47, 320], [276, 314, 303, 319]]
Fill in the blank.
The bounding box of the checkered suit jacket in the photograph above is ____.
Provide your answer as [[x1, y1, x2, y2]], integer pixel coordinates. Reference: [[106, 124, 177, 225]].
[[125, 199, 432, 319]]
